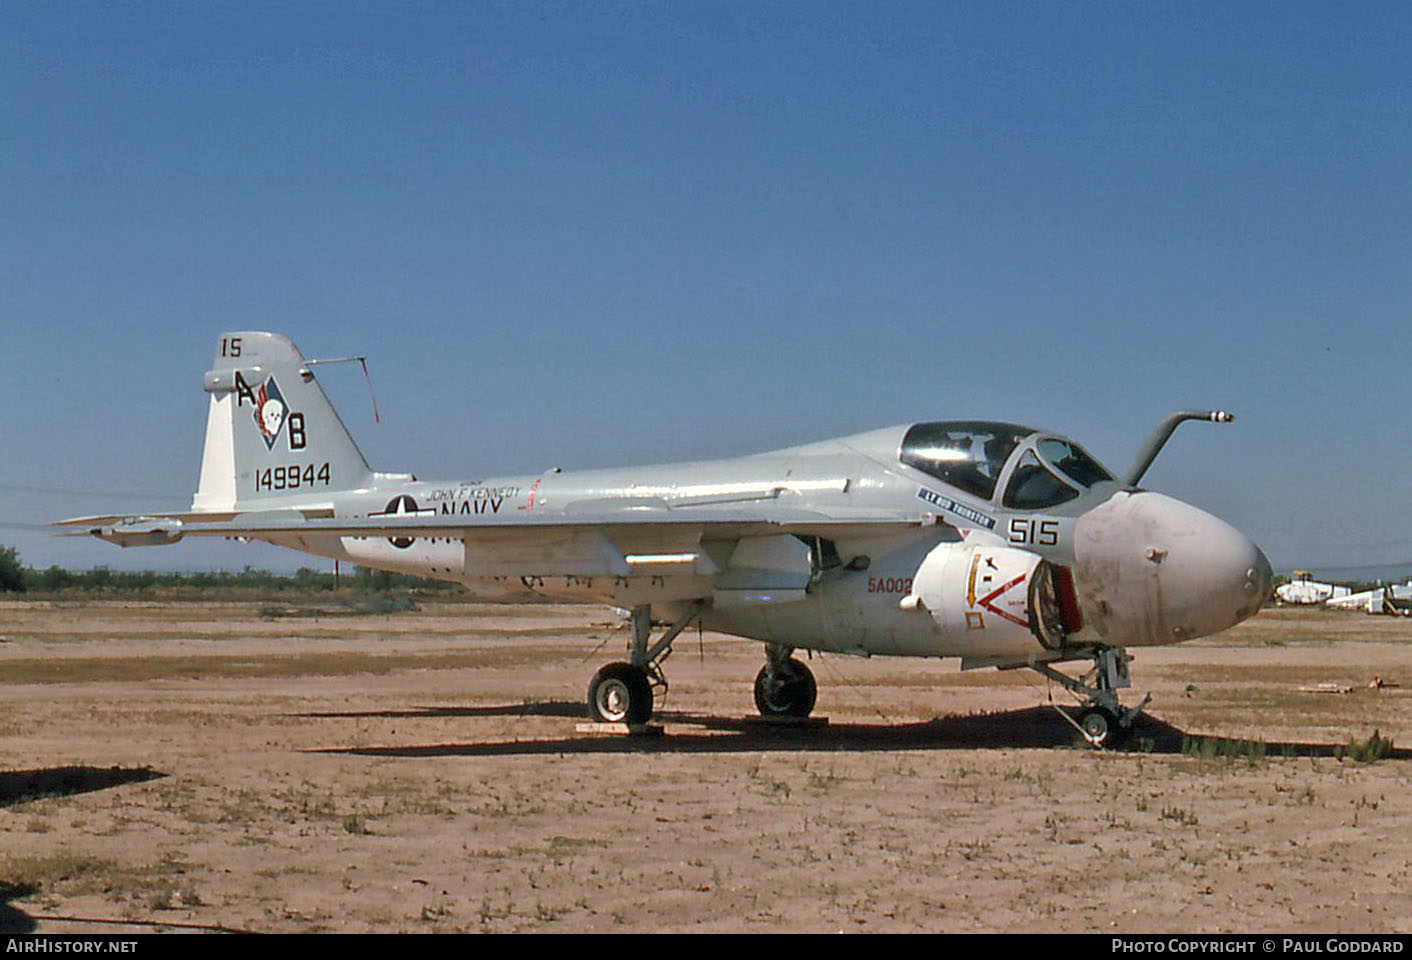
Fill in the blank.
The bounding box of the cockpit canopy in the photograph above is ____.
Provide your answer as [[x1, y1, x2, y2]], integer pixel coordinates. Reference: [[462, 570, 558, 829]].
[[899, 421, 1114, 510]]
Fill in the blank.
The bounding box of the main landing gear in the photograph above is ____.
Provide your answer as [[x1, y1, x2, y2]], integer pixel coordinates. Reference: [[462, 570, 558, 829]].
[[753, 645, 817, 718], [1028, 646, 1151, 748], [584, 606, 821, 723], [586, 604, 699, 724]]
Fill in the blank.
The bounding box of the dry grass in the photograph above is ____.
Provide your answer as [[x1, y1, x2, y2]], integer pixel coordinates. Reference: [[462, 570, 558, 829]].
[[2, 601, 1412, 933], [0, 851, 194, 904], [0, 648, 586, 685]]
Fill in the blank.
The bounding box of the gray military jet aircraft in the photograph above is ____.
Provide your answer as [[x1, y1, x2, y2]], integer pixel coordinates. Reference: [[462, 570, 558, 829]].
[[62, 332, 1272, 744]]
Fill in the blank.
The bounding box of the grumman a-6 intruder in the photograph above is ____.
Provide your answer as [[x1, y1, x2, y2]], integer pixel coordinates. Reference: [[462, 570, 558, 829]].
[[62, 333, 1273, 745]]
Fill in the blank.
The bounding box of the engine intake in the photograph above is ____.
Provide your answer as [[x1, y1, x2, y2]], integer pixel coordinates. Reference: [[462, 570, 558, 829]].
[[904, 543, 1074, 656]]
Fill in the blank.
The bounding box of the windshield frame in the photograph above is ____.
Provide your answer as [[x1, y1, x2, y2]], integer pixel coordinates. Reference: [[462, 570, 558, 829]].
[[1001, 448, 1083, 510], [996, 433, 1117, 511], [1035, 437, 1114, 489]]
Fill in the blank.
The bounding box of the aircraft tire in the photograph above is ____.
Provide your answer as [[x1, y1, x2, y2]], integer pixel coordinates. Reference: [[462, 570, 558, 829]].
[[753, 659, 818, 718], [588, 662, 653, 724], [1079, 707, 1119, 748]]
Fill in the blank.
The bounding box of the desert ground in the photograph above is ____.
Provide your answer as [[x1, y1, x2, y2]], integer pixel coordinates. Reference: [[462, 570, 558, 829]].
[[2, 597, 1411, 934]]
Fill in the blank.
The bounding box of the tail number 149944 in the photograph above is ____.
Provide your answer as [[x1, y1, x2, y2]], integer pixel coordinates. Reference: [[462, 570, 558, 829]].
[[256, 462, 331, 492]]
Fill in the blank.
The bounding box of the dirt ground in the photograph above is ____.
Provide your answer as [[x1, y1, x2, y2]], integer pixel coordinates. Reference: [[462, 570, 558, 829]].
[[2, 597, 1411, 934]]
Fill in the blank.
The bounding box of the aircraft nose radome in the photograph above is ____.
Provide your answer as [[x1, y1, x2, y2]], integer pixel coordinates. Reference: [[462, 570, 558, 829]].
[[1250, 546, 1274, 613], [1073, 492, 1271, 646]]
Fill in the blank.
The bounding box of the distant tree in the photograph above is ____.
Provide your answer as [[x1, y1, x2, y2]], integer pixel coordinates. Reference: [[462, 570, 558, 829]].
[[0, 544, 26, 592], [37, 565, 74, 591], [83, 566, 113, 589]]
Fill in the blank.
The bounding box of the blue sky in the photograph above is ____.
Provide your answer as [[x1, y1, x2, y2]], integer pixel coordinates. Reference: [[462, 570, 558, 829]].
[[3, 1, 1410, 576]]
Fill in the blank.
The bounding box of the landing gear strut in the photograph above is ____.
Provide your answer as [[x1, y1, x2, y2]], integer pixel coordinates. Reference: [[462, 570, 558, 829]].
[[753, 645, 817, 718], [586, 603, 700, 724], [1028, 646, 1151, 748]]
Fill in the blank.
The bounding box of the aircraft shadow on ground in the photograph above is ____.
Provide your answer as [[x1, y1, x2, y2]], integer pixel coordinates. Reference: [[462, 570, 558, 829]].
[[0, 766, 167, 936], [307, 705, 1152, 758], [0, 765, 166, 809], [0, 882, 38, 934], [292, 700, 1160, 748], [291, 701, 586, 721], [309, 703, 1405, 759]]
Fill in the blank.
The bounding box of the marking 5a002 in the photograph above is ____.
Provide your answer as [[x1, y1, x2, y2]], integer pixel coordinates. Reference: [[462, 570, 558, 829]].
[[1008, 518, 1059, 547], [255, 462, 331, 492]]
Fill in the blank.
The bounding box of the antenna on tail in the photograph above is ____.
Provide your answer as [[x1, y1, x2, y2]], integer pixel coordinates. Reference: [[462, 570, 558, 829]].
[[300, 356, 380, 424]]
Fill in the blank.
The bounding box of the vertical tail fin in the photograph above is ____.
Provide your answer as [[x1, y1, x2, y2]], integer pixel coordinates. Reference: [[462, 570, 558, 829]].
[[193, 332, 374, 511]]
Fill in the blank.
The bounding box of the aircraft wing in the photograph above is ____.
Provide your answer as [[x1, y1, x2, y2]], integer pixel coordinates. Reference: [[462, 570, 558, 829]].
[[55, 500, 934, 588], [56, 502, 921, 538]]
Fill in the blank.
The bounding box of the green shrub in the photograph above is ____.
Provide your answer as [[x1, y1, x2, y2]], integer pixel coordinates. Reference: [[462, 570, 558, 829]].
[[1335, 730, 1394, 763]]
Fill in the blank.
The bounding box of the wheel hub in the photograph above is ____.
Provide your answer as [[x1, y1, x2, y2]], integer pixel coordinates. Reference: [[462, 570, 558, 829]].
[[597, 681, 629, 721]]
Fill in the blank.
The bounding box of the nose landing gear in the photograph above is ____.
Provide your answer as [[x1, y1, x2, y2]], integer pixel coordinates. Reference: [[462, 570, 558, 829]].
[[1029, 646, 1151, 748]]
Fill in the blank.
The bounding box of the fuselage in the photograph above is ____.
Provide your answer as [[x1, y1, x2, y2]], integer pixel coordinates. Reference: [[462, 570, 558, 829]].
[[263, 421, 1272, 664]]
